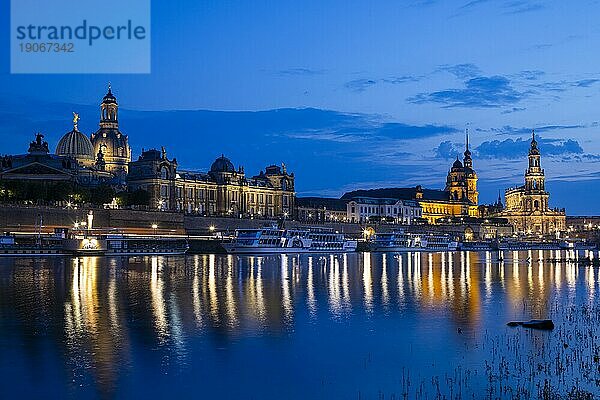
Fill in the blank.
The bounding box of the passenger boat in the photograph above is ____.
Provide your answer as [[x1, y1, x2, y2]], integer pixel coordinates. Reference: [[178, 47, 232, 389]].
[[0, 233, 65, 256], [62, 233, 189, 256], [368, 230, 459, 252], [222, 225, 357, 254]]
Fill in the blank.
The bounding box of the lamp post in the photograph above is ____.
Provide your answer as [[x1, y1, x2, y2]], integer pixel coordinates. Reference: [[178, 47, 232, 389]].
[[151, 223, 158, 235]]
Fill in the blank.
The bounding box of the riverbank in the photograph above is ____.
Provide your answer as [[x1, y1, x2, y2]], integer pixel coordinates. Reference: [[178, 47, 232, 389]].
[[0, 205, 516, 242]]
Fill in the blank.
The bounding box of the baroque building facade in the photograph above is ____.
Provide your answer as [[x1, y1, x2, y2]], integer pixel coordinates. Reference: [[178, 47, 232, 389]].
[[346, 197, 422, 224], [296, 197, 349, 222], [0, 120, 112, 188], [499, 131, 566, 235], [89, 85, 132, 179], [0, 86, 296, 217], [342, 135, 479, 224], [127, 149, 295, 217]]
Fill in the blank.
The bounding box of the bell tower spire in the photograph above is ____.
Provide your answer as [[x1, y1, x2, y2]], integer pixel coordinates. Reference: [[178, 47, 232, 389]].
[[99, 82, 119, 129], [463, 128, 473, 169], [525, 128, 544, 191], [90, 84, 131, 180]]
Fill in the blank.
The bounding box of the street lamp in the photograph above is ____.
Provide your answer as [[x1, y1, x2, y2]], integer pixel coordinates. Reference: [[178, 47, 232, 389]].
[[151, 223, 158, 235], [209, 225, 216, 233]]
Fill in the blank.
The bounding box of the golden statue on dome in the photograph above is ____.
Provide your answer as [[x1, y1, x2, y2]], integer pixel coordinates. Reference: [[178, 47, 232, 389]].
[[72, 112, 80, 130]]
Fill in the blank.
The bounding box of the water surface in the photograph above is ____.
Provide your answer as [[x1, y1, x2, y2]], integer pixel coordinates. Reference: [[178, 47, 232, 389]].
[[1, 251, 599, 399]]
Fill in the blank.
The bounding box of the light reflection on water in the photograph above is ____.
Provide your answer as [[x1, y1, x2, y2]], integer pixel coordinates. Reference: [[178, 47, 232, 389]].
[[1, 250, 600, 398]]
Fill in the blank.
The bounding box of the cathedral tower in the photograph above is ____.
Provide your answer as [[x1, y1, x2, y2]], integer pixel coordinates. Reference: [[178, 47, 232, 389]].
[[501, 129, 565, 234], [463, 132, 478, 204], [525, 130, 545, 192], [90, 84, 131, 179], [444, 131, 478, 206]]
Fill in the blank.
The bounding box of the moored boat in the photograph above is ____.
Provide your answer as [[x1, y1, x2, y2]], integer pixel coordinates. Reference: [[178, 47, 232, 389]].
[[63, 232, 189, 256], [222, 224, 357, 254], [368, 230, 459, 252]]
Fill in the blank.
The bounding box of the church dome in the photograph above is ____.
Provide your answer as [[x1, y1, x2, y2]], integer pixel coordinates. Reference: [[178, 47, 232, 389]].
[[452, 158, 463, 168], [56, 129, 94, 159], [92, 129, 128, 150], [210, 155, 235, 173]]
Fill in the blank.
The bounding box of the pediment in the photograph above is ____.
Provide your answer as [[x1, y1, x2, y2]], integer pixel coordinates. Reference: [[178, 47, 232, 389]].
[[3, 162, 71, 176]]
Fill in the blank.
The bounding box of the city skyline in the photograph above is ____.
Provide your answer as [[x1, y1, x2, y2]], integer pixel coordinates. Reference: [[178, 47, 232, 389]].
[[2, 1, 600, 213]]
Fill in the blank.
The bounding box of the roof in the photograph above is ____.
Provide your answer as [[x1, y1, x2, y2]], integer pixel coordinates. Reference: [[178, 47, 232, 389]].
[[296, 197, 348, 211], [102, 86, 117, 105], [349, 197, 399, 205], [342, 187, 449, 202], [347, 196, 423, 207], [56, 129, 94, 159], [210, 155, 235, 173]]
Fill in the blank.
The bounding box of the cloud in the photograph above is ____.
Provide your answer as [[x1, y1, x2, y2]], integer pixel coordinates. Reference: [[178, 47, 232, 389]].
[[277, 67, 325, 76], [407, 0, 438, 7], [489, 124, 586, 135], [502, 1, 545, 15], [513, 70, 545, 81], [458, 0, 490, 10], [408, 75, 527, 108], [283, 116, 457, 142], [529, 43, 553, 50], [501, 107, 526, 114], [344, 79, 378, 92], [434, 140, 463, 159], [345, 76, 419, 92], [475, 136, 583, 159], [374, 122, 458, 139], [437, 63, 481, 79], [529, 78, 600, 93], [574, 79, 600, 88], [454, 0, 544, 16]]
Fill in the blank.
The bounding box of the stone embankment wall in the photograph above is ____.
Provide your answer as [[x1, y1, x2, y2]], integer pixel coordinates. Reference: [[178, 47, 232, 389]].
[[0, 205, 184, 234], [0, 206, 366, 236], [0, 205, 510, 240]]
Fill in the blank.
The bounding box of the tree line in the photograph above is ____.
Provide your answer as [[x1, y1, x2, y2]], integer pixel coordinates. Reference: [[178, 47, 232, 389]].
[[0, 181, 150, 207]]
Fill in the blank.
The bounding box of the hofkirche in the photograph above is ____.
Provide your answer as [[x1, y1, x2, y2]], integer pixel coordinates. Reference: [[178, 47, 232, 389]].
[[0, 86, 295, 218], [342, 136, 480, 224]]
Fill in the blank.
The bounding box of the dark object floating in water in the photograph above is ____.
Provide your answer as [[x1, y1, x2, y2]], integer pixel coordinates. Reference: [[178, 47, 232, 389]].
[[507, 319, 554, 330]]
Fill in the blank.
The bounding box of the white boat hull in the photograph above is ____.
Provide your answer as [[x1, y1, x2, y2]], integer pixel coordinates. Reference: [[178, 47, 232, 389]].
[[222, 243, 358, 254]]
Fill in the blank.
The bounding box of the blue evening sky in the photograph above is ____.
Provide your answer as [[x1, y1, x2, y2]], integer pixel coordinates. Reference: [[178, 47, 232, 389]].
[[2, 1, 600, 214]]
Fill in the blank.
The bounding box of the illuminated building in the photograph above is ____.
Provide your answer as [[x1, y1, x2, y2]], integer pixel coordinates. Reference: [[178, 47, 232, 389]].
[[296, 197, 348, 222], [341, 134, 478, 224], [346, 197, 422, 224], [499, 131, 566, 235], [127, 149, 295, 217], [89, 84, 132, 179], [0, 131, 112, 187]]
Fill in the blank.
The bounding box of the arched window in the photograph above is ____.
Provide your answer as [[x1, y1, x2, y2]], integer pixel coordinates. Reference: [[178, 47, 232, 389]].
[[534, 200, 539, 210], [161, 167, 168, 180]]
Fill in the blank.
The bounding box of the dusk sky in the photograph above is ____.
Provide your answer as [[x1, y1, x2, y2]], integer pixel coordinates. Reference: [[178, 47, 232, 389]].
[[2, 1, 600, 214]]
